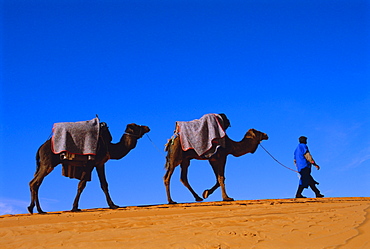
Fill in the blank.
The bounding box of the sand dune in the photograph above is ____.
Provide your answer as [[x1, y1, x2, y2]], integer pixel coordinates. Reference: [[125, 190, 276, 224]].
[[1, 197, 369, 248]]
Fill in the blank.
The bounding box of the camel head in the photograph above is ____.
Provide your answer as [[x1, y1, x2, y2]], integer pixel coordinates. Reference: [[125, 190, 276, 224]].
[[243, 129, 268, 154], [245, 129, 269, 142], [125, 123, 150, 138]]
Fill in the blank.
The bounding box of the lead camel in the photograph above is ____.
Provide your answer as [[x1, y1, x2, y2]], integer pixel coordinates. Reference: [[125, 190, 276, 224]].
[[164, 125, 268, 204]]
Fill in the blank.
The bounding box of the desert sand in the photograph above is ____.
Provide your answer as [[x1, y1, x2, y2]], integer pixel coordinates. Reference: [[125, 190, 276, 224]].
[[1, 197, 369, 248]]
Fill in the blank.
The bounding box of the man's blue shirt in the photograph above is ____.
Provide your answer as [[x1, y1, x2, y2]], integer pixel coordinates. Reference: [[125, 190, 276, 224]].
[[294, 143, 311, 172]]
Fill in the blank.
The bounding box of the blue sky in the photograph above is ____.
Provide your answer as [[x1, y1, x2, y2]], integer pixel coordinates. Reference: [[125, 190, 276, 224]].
[[1, 0, 369, 215]]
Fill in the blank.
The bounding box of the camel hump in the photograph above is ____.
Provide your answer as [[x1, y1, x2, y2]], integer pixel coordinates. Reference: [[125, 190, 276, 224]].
[[100, 122, 113, 143], [218, 113, 230, 130]]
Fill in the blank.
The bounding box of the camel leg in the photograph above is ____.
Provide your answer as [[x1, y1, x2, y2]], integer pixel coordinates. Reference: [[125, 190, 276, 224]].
[[71, 179, 87, 212], [164, 165, 177, 204], [28, 166, 53, 214], [202, 163, 220, 199], [96, 165, 119, 209], [71, 165, 93, 212], [180, 160, 203, 202], [210, 159, 234, 201]]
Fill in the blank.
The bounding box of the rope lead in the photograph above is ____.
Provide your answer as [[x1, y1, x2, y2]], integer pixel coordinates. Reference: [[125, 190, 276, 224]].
[[146, 134, 166, 157], [259, 143, 298, 173]]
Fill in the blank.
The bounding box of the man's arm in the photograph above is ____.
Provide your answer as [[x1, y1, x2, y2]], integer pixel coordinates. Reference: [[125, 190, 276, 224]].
[[304, 151, 320, 170]]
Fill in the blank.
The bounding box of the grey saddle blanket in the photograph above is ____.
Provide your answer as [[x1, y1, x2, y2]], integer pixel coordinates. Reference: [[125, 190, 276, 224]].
[[176, 114, 226, 157], [51, 117, 100, 155]]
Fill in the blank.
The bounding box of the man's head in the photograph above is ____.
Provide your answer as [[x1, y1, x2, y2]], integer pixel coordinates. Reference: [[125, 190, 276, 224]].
[[299, 136, 308, 144]]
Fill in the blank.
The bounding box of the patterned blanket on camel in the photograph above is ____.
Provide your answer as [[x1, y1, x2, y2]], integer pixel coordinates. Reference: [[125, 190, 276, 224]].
[[51, 117, 100, 156], [176, 113, 227, 158]]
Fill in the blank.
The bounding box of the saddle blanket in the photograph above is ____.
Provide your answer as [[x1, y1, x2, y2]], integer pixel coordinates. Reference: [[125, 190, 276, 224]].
[[176, 113, 226, 157], [51, 117, 100, 155]]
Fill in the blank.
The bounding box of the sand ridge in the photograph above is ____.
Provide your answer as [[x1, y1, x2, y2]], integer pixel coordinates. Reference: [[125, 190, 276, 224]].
[[1, 197, 369, 248]]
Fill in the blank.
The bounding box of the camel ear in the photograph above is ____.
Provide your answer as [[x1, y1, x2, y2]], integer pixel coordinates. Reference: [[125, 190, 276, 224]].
[[125, 123, 135, 133], [247, 129, 256, 138], [251, 130, 256, 137]]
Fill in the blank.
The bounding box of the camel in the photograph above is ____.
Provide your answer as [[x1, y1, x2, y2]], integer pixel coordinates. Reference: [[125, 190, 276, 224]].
[[164, 128, 268, 204], [28, 122, 150, 214]]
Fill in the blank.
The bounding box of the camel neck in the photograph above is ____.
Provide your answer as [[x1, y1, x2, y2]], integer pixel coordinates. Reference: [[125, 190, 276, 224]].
[[228, 135, 260, 157], [108, 134, 138, 160], [120, 134, 138, 148]]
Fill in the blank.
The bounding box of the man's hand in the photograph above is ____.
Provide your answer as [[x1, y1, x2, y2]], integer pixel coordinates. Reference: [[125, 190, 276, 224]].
[[311, 161, 320, 170]]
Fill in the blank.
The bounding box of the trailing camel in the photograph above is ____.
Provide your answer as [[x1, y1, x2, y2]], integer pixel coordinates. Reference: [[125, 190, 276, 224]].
[[28, 122, 150, 214], [164, 127, 268, 204]]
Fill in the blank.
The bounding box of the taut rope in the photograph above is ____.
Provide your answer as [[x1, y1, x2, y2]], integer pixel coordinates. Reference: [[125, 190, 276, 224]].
[[146, 134, 166, 157], [259, 143, 298, 173]]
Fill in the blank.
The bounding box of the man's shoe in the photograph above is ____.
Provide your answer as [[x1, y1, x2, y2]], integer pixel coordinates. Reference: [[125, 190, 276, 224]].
[[295, 195, 307, 198], [316, 194, 324, 198]]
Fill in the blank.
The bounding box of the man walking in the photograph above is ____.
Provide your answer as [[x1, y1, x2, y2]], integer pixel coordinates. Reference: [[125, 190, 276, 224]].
[[294, 136, 324, 198]]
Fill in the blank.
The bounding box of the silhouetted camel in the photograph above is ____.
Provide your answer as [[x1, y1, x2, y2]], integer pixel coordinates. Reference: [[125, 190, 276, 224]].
[[28, 123, 150, 214], [164, 128, 268, 204]]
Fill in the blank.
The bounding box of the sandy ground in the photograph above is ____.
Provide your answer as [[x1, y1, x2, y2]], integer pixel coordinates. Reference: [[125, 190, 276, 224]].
[[1, 197, 369, 249]]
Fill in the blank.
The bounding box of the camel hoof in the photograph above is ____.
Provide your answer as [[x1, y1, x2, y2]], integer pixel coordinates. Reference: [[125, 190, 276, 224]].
[[195, 197, 203, 202], [223, 197, 234, 202], [71, 208, 82, 212], [202, 190, 210, 199], [168, 201, 177, 204], [27, 206, 34, 215], [109, 204, 119, 209]]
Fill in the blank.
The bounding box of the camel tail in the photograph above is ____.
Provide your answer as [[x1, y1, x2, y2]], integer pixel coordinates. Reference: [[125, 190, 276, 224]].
[[164, 145, 171, 170], [164, 135, 182, 170], [164, 134, 177, 170], [164, 136, 174, 170], [35, 147, 41, 176]]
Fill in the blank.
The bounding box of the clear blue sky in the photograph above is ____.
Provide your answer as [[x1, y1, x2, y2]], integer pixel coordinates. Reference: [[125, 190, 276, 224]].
[[1, 0, 369, 215]]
